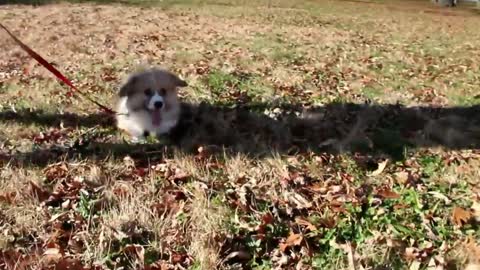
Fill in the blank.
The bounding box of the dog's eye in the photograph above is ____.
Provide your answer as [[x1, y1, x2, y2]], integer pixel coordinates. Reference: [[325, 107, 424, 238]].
[[160, 88, 167, 96], [144, 89, 153, 96]]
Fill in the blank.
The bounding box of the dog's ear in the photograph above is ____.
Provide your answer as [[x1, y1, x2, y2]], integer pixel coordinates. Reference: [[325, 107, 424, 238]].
[[170, 73, 188, 88], [119, 76, 137, 97]]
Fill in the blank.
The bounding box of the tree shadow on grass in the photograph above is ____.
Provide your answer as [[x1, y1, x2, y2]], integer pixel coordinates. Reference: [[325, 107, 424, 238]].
[[1, 101, 480, 167]]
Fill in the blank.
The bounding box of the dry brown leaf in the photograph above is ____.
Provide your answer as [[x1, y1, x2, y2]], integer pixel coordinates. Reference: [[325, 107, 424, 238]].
[[405, 247, 419, 261], [43, 163, 69, 182], [377, 187, 401, 199], [386, 237, 404, 248], [368, 159, 388, 176], [279, 233, 303, 252], [171, 252, 188, 264], [257, 213, 275, 236], [1, 249, 40, 270], [29, 180, 51, 202], [394, 171, 409, 184], [0, 192, 17, 204], [295, 217, 317, 231], [287, 191, 312, 209], [452, 207, 472, 226], [308, 183, 326, 193], [43, 247, 63, 265]]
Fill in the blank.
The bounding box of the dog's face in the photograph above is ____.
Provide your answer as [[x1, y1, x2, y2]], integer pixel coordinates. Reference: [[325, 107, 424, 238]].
[[119, 68, 187, 125]]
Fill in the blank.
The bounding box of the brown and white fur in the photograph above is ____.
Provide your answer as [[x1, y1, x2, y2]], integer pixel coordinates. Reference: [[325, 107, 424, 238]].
[[115, 67, 187, 142]]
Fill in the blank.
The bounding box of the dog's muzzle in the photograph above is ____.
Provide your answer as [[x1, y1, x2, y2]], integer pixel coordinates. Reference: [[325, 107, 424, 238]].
[[148, 93, 164, 111]]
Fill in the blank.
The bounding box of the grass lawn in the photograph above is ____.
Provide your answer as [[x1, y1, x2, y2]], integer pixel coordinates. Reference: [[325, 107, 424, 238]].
[[1, 0, 480, 269]]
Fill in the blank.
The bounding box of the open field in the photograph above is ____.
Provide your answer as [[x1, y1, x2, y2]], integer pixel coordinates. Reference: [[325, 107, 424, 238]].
[[1, 0, 480, 269]]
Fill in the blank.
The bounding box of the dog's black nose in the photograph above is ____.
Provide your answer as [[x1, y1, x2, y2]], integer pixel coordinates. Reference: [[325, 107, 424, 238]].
[[154, 101, 163, 109]]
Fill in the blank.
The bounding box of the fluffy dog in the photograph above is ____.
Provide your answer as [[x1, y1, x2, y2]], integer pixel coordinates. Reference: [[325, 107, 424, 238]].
[[115, 67, 187, 142]]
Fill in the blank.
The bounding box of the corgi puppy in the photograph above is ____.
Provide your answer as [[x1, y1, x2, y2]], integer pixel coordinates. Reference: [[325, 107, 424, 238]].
[[115, 67, 187, 142]]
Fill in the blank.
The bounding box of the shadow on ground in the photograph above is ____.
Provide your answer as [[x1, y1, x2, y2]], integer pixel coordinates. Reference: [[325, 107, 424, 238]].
[[1, 101, 480, 167]]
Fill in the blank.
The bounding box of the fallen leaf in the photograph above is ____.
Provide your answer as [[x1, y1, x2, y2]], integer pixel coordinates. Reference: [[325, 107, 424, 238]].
[[43, 247, 62, 265], [405, 247, 418, 261], [33, 128, 71, 145], [279, 232, 303, 252], [368, 159, 388, 176], [394, 203, 409, 210], [0, 191, 17, 204], [287, 191, 312, 209], [171, 252, 188, 264], [377, 187, 400, 199], [386, 237, 403, 248], [295, 217, 317, 231], [329, 185, 343, 193], [1, 249, 40, 270], [452, 207, 472, 226], [29, 181, 50, 202], [308, 183, 326, 193], [394, 171, 409, 184], [43, 163, 69, 182], [257, 213, 275, 236]]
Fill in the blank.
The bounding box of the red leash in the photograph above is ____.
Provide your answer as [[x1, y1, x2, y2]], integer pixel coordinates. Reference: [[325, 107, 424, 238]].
[[0, 23, 116, 115]]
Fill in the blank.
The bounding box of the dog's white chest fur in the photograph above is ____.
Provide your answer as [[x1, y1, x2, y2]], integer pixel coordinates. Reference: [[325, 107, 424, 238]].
[[116, 97, 179, 141]]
